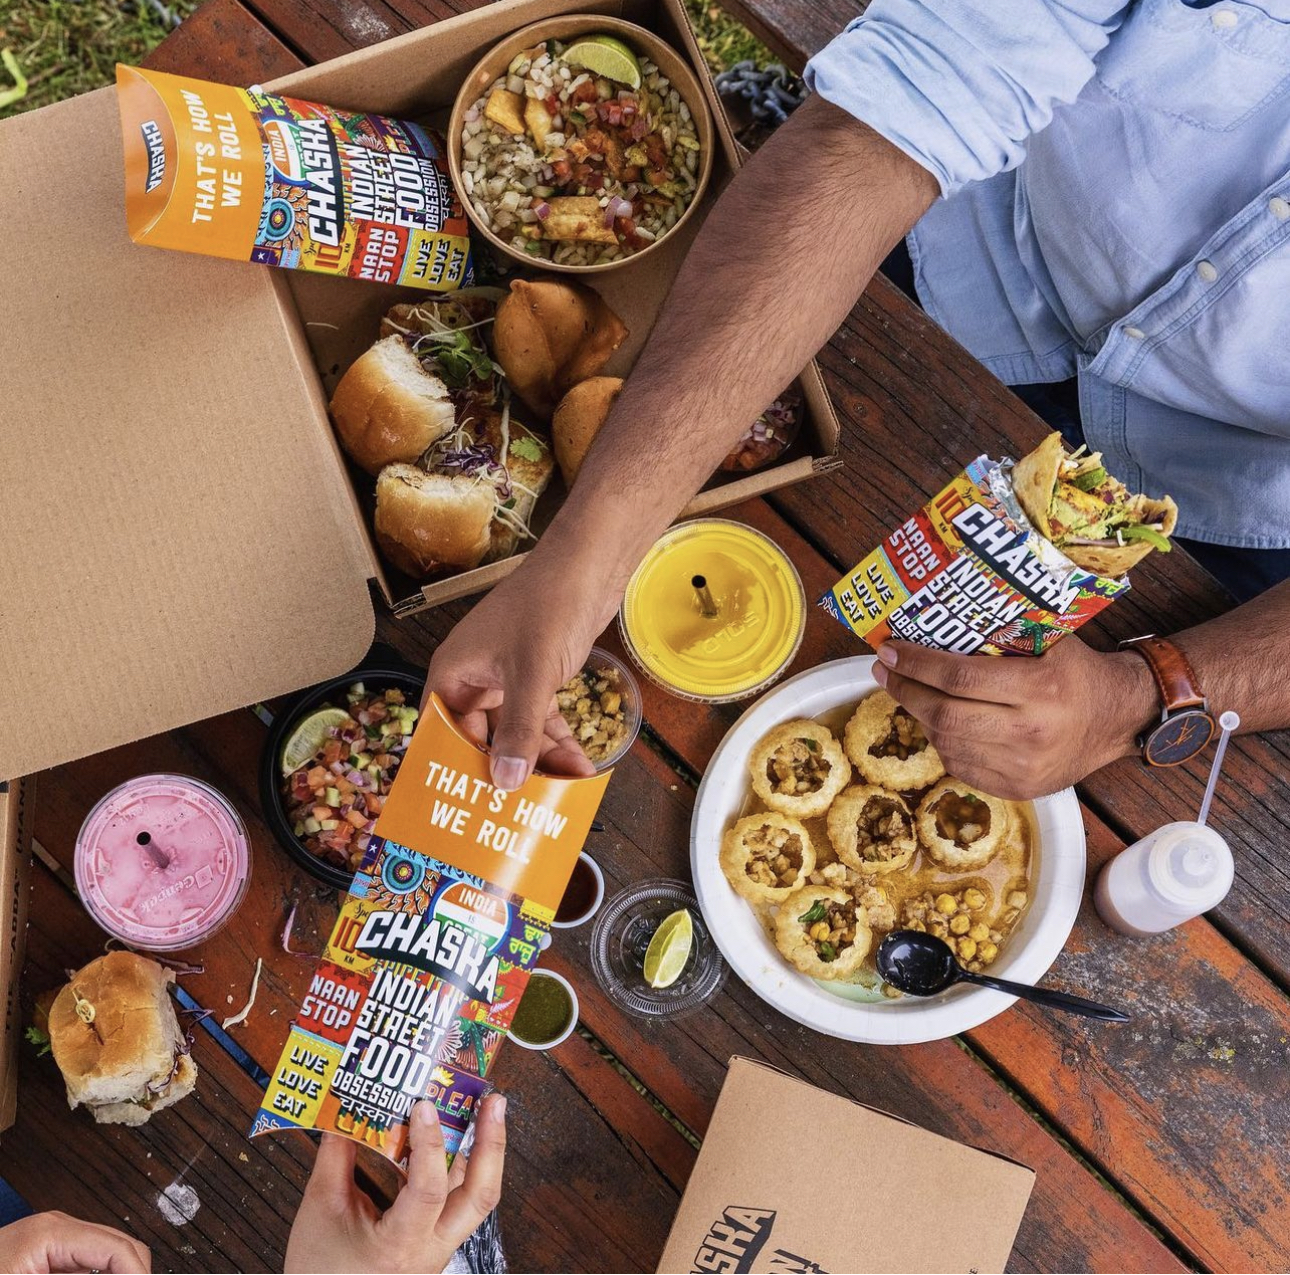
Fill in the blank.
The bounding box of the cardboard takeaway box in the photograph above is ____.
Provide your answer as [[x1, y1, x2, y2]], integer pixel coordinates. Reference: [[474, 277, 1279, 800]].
[[0, 0, 840, 783], [658, 1058, 1035, 1275], [0, 783, 35, 1137]]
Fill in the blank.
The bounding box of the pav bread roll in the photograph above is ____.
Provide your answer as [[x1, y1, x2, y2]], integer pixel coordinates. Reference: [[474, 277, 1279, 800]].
[[493, 278, 627, 417], [48, 951, 197, 1126], [374, 465, 496, 576], [329, 335, 457, 475]]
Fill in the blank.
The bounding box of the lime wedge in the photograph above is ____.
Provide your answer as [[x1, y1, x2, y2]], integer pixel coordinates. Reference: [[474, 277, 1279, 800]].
[[644, 908, 693, 989], [563, 35, 642, 90], [282, 708, 351, 776]]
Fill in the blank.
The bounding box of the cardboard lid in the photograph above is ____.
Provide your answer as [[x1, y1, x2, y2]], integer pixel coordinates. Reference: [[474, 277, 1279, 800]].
[[0, 88, 376, 780]]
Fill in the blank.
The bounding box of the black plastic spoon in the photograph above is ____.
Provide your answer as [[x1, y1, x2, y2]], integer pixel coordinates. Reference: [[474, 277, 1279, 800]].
[[876, 930, 1129, 1023]]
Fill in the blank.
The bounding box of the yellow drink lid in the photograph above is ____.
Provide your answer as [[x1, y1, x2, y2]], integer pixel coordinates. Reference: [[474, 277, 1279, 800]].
[[619, 520, 806, 702]]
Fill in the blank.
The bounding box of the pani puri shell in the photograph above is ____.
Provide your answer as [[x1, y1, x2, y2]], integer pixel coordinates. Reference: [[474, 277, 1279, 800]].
[[916, 779, 1008, 871], [749, 719, 850, 819], [720, 812, 816, 905], [773, 884, 871, 980], [826, 784, 917, 875], [844, 690, 945, 791]]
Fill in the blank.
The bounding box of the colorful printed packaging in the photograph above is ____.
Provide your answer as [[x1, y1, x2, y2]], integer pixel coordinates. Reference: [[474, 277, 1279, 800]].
[[819, 456, 1129, 656], [251, 695, 609, 1168], [116, 66, 474, 291]]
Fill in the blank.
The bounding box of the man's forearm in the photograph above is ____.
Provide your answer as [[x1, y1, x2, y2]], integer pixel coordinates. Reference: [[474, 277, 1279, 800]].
[[532, 95, 938, 597], [1169, 579, 1290, 735]]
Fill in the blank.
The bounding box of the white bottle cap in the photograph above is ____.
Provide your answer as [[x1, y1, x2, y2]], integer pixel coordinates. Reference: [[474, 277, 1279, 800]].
[[1148, 822, 1233, 911]]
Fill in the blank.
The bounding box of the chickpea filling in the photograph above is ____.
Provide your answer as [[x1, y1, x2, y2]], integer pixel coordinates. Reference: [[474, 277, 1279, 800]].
[[765, 739, 831, 796], [797, 897, 859, 962], [854, 797, 911, 861], [744, 828, 805, 889], [868, 708, 929, 761], [932, 791, 992, 845]]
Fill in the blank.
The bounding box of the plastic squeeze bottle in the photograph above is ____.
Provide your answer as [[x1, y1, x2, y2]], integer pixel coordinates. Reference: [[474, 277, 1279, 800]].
[[1095, 710, 1239, 936], [1095, 821, 1234, 936]]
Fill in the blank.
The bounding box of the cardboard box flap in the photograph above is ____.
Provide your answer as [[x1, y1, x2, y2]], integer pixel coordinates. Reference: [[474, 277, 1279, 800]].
[[0, 88, 376, 781], [658, 1057, 1035, 1274]]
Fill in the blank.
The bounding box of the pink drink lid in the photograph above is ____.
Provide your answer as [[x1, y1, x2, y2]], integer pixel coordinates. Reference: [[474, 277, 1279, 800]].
[[75, 774, 250, 951]]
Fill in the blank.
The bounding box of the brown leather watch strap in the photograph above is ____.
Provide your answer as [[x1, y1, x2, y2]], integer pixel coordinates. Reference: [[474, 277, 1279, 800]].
[[1120, 635, 1207, 711]]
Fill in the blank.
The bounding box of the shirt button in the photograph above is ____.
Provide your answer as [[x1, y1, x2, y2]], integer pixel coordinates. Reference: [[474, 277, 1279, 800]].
[[1124, 325, 1146, 339], [1197, 260, 1218, 282], [1211, 8, 1238, 27], [1271, 197, 1290, 220]]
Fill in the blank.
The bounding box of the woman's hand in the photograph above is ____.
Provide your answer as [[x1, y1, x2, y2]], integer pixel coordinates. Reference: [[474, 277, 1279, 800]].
[[0, 1211, 150, 1273], [285, 1095, 507, 1275], [873, 638, 1158, 799]]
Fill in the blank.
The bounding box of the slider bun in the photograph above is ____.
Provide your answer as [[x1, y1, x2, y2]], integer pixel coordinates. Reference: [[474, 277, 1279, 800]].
[[493, 278, 627, 418], [48, 951, 196, 1126], [552, 376, 623, 486], [329, 335, 456, 476], [375, 464, 496, 576]]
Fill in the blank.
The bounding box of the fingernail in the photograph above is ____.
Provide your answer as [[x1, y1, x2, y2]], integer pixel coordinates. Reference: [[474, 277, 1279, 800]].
[[876, 644, 898, 668], [415, 1101, 439, 1126], [491, 756, 527, 792], [488, 1094, 507, 1122]]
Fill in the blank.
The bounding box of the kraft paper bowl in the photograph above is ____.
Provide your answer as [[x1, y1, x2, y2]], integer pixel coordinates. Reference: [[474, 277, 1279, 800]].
[[260, 662, 426, 892], [690, 657, 1088, 1045], [448, 15, 715, 274]]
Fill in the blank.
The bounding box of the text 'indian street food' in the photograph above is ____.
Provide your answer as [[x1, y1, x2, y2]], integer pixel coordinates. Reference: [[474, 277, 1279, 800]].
[[749, 719, 850, 819], [1013, 431, 1178, 575], [720, 691, 1034, 997]]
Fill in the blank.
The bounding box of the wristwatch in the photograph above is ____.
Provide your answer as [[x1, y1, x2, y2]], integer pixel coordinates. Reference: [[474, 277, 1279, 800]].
[[1119, 634, 1215, 766]]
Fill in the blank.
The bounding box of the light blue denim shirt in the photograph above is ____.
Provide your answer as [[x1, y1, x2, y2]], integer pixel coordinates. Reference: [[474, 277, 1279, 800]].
[[805, 0, 1290, 549]]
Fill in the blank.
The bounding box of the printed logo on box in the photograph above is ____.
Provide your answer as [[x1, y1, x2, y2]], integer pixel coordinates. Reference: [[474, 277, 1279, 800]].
[[690, 1206, 827, 1273]]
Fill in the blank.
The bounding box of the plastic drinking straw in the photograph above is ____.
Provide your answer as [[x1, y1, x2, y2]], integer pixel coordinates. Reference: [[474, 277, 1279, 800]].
[[1198, 710, 1240, 827]]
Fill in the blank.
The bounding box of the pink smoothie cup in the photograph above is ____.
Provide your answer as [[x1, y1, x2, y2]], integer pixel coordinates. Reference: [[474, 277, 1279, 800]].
[[74, 774, 251, 951]]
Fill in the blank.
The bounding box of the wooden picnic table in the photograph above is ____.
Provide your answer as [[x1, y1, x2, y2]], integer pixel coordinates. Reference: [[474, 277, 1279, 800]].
[[9, 0, 1290, 1271]]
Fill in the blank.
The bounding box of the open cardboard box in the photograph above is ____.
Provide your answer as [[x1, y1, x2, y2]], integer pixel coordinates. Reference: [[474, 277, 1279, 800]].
[[0, 0, 838, 782], [658, 1057, 1035, 1274]]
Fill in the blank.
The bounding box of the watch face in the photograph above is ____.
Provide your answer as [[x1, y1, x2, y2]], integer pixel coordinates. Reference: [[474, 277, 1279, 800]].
[[1145, 710, 1215, 766]]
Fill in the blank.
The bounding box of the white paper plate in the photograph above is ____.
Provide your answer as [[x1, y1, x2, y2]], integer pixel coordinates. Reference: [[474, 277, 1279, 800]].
[[690, 657, 1086, 1045]]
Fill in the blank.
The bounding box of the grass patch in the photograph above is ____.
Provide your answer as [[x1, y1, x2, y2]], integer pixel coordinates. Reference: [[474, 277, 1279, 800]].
[[684, 0, 779, 73], [0, 0, 772, 122], [0, 0, 198, 119]]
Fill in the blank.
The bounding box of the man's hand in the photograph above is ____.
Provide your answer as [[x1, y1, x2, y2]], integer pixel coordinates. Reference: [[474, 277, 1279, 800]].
[[285, 1095, 507, 1275], [0, 1211, 150, 1273], [425, 562, 609, 789], [873, 638, 1159, 799]]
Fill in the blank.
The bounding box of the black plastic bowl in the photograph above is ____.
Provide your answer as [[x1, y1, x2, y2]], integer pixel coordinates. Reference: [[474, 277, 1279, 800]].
[[259, 663, 426, 891]]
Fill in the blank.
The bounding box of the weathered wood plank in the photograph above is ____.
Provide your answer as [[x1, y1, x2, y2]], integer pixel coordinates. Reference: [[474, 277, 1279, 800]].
[[144, 0, 304, 79], [718, 0, 863, 69], [972, 809, 1290, 1274]]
